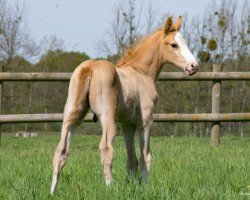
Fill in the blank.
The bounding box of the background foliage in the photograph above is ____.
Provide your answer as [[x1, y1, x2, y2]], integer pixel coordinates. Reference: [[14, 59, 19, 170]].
[[1, 0, 249, 136]]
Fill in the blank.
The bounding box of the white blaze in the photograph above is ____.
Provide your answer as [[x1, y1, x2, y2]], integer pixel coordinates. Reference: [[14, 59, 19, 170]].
[[175, 32, 197, 64]]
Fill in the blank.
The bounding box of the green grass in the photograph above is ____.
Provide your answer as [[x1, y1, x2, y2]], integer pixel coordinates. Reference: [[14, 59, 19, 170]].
[[0, 135, 249, 200]]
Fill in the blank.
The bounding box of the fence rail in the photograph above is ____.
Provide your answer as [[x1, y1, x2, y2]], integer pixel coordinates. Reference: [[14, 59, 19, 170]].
[[158, 72, 250, 81], [0, 67, 249, 147], [0, 72, 71, 81], [0, 72, 250, 81], [0, 113, 250, 123]]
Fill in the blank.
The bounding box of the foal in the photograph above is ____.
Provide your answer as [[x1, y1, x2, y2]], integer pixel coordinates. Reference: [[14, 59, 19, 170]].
[[51, 16, 198, 194]]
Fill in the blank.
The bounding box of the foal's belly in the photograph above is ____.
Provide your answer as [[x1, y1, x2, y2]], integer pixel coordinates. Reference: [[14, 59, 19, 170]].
[[117, 101, 138, 123]]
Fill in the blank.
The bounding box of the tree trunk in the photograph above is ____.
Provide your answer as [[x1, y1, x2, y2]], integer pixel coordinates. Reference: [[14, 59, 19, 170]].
[[0, 66, 3, 145], [193, 82, 201, 136], [43, 82, 49, 132], [44, 102, 48, 132], [228, 60, 238, 135], [174, 92, 179, 136], [10, 83, 14, 132], [239, 81, 246, 137], [228, 83, 235, 135], [25, 83, 33, 132]]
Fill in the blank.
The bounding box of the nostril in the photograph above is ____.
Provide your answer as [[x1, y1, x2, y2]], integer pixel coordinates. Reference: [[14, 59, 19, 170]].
[[191, 63, 195, 69]]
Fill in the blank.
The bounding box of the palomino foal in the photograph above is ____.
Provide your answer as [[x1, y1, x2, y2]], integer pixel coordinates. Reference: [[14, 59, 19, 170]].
[[51, 16, 198, 194]]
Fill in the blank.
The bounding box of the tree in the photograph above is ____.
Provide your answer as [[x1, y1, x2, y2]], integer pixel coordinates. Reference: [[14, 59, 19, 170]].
[[0, 0, 37, 71], [237, 0, 250, 137], [35, 48, 90, 132], [0, 0, 37, 132], [97, 0, 159, 61]]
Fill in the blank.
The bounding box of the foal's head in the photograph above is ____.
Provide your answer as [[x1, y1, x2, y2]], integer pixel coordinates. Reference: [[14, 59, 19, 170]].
[[159, 16, 198, 75]]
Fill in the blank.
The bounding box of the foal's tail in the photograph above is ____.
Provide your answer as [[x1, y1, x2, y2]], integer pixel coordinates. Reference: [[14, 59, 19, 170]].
[[64, 62, 93, 126], [51, 62, 93, 195]]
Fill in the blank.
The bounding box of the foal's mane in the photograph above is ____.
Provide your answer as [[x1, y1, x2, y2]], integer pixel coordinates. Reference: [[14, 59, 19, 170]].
[[117, 29, 161, 67]]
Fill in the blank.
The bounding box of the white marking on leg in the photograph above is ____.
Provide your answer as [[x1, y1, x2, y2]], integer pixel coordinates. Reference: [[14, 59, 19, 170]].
[[99, 120, 116, 186], [50, 124, 74, 195], [105, 177, 111, 186], [51, 174, 58, 195]]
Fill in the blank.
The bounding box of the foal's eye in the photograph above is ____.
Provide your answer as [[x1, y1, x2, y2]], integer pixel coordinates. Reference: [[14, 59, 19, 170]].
[[170, 43, 178, 49]]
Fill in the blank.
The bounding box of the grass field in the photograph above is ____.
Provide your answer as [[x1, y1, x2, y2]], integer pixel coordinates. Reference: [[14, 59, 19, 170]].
[[0, 135, 249, 200]]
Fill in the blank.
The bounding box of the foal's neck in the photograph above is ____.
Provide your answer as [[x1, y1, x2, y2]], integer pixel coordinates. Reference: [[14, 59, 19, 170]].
[[119, 32, 163, 82]]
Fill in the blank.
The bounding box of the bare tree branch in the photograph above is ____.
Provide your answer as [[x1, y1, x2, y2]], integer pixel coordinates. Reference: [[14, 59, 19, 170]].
[[97, 0, 159, 59], [0, 0, 37, 71]]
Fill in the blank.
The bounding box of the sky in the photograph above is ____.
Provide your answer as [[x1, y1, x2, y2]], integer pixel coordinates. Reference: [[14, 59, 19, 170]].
[[21, 0, 243, 58]]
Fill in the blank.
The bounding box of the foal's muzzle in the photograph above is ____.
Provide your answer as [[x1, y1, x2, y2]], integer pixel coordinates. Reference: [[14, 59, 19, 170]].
[[185, 61, 198, 76]]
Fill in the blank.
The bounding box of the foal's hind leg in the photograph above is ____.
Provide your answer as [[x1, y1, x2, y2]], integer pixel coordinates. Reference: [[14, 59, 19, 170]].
[[51, 121, 75, 195], [121, 123, 138, 179], [88, 61, 117, 185], [51, 106, 87, 194], [139, 116, 153, 183], [99, 118, 116, 185]]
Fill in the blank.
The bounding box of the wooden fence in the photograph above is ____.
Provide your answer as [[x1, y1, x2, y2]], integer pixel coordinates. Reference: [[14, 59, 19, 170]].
[[0, 65, 250, 147]]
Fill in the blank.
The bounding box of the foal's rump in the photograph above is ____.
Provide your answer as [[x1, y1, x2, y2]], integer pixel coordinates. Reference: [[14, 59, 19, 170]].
[[64, 59, 117, 126], [88, 60, 118, 122]]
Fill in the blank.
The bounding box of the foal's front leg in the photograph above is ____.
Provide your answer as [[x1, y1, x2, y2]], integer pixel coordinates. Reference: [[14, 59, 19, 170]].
[[121, 123, 138, 179], [139, 117, 153, 183]]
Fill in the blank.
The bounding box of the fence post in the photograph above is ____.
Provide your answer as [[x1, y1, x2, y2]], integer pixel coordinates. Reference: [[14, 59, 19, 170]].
[[0, 67, 2, 146], [211, 64, 221, 147]]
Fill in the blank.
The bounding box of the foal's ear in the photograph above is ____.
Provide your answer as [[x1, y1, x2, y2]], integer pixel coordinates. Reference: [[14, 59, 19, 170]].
[[163, 16, 173, 35], [171, 16, 182, 31]]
